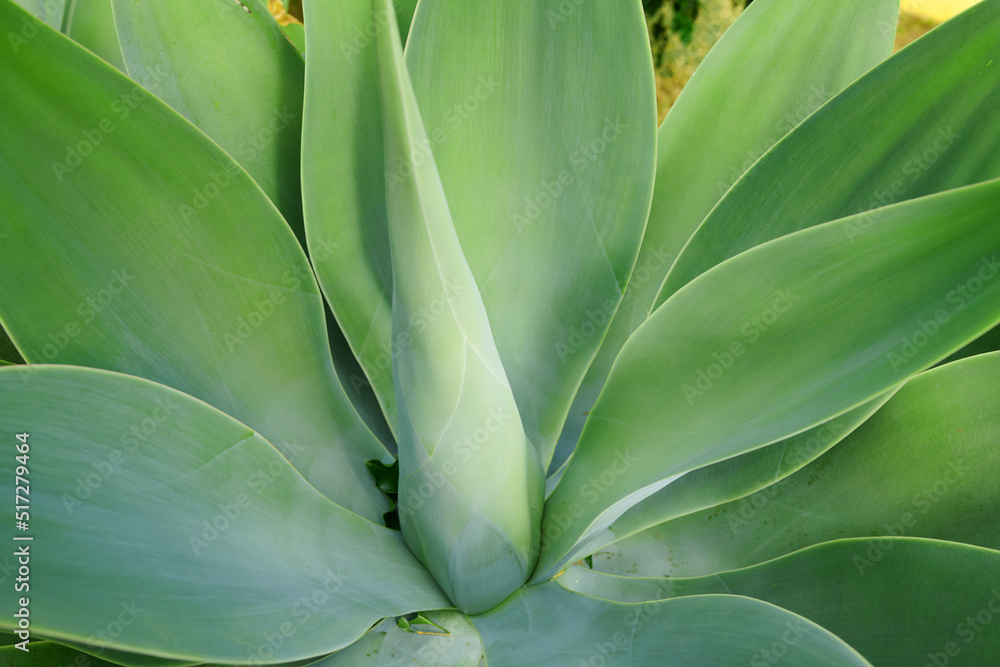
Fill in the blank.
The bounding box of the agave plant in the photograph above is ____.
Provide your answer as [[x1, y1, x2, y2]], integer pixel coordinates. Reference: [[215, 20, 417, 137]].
[[2, 0, 1000, 664]]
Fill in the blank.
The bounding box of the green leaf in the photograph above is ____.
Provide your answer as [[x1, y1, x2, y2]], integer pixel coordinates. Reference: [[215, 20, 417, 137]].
[[315, 612, 483, 666], [0, 366, 449, 663], [564, 539, 1000, 667], [598, 351, 1000, 576], [472, 583, 872, 666], [373, 0, 543, 615], [558, 0, 901, 474], [0, 2, 391, 521], [300, 0, 398, 433], [404, 0, 657, 467], [547, 391, 896, 575], [65, 0, 125, 71], [0, 641, 125, 666], [536, 179, 1000, 580], [655, 0, 1000, 308], [9, 0, 67, 28], [111, 0, 307, 244]]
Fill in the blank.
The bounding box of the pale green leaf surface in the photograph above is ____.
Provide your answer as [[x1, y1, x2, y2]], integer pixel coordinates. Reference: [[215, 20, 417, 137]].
[[556, 0, 900, 475], [404, 0, 657, 467], [655, 0, 1000, 308], [535, 180, 1000, 580], [0, 2, 391, 521], [564, 539, 1000, 667], [472, 583, 872, 666], [66, 0, 126, 71], [597, 352, 1000, 577], [9, 0, 65, 28], [300, 0, 398, 433], [547, 392, 895, 575], [111, 0, 307, 243], [374, 0, 542, 615], [314, 612, 483, 666], [0, 366, 449, 663]]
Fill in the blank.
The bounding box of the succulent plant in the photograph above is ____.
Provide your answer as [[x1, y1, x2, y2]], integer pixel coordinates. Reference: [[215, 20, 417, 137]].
[[1, 0, 999, 665]]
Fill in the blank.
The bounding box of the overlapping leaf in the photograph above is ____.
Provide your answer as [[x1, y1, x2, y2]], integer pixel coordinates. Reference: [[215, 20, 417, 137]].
[[655, 0, 1000, 307], [596, 352, 1000, 577], [536, 180, 1000, 580], [404, 0, 657, 467], [0, 1, 390, 521], [565, 538, 1000, 667], [0, 366, 449, 663], [557, 0, 901, 473]]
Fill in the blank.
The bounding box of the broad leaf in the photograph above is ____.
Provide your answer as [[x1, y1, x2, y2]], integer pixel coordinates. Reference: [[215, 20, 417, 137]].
[[374, 0, 543, 615], [472, 583, 872, 666], [404, 0, 657, 467], [300, 0, 398, 433], [111, 0, 307, 243], [535, 179, 1000, 580], [0, 2, 391, 521], [548, 391, 896, 575], [597, 351, 1000, 576], [0, 366, 449, 663], [655, 0, 1000, 307], [564, 538, 1000, 667], [557, 0, 901, 474]]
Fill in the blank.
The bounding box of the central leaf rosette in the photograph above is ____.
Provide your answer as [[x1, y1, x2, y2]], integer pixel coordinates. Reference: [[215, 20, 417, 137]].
[[373, 0, 544, 613]]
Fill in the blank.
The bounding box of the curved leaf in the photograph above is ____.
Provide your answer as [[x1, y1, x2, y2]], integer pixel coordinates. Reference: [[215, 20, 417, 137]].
[[111, 0, 307, 242], [404, 0, 657, 466], [472, 583, 872, 666], [66, 0, 126, 71], [655, 0, 1000, 307], [0, 366, 449, 663], [565, 539, 1000, 667], [374, 0, 543, 615], [548, 391, 895, 575], [300, 0, 398, 433], [535, 179, 1000, 580], [597, 351, 1000, 576], [558, 0, 901, 474], [0, 2, 390, 520], [315, 612, 483, 666]]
